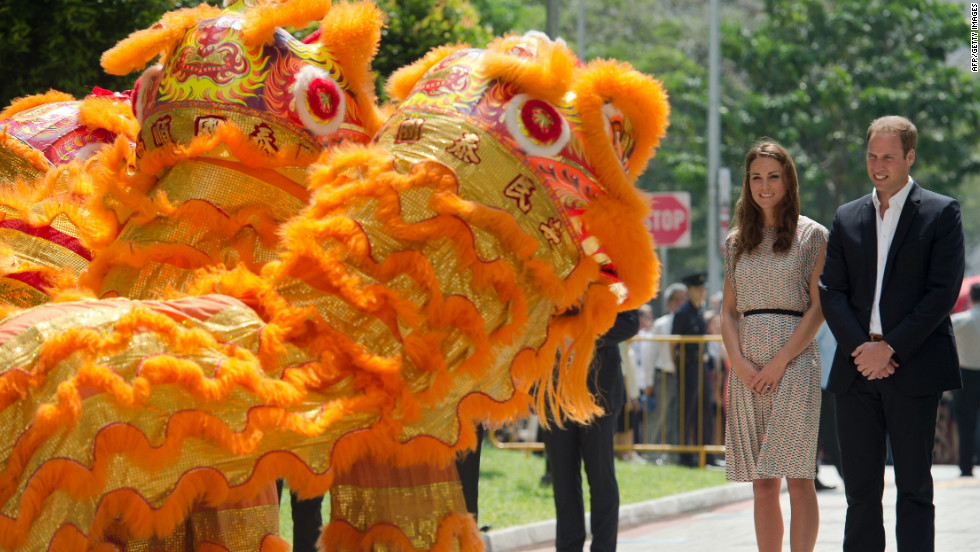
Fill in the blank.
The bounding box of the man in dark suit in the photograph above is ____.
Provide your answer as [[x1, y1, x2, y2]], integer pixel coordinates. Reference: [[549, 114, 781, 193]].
[[275, 482, 323, 552], [671, 272, 714, 467], [543, 308, 638, 552], [819, 115, 964, 552]]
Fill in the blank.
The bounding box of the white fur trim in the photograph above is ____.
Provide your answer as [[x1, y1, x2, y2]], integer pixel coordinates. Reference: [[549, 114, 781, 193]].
[[73, 142, 104, 161], [134, 65, 163, 125], [601, 103, 625, 139], [521, 30, 567, 49], [293, 65, 345, 137]]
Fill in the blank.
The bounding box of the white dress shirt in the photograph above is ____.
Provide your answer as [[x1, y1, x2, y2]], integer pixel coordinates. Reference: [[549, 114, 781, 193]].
[[870, 177, 913, 335], [650, 313, 676, 378], [815, 321, 837, 389], [953, 305, 980, 370], [629, 329, 653, 392]]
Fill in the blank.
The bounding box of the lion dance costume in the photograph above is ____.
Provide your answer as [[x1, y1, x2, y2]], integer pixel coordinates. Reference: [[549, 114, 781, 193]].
[[0, 1, 669, 551]]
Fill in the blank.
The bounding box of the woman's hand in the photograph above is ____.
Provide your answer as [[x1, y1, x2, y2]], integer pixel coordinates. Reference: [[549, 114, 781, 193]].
[[731, 357, 762, 393], [750, 355, 788, 394]]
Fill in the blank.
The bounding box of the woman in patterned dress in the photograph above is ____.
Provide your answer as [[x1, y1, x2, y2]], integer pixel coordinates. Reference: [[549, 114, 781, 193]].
[[720, 141, 828, 552]]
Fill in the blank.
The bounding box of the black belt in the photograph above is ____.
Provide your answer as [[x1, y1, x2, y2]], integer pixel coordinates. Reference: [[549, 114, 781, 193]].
[[869, 333, 884, 342], [743, 309, 804, 317]]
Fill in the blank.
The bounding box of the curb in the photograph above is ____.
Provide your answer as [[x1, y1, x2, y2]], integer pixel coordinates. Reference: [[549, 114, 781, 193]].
[[480, 481, 754, 551]]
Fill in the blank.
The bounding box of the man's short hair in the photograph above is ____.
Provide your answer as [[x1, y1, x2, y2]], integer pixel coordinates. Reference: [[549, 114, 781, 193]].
[[867, 115, 917, 156]]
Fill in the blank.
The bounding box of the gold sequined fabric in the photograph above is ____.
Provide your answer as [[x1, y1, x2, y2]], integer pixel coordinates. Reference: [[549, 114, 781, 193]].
[[328, 461, 470, 551]]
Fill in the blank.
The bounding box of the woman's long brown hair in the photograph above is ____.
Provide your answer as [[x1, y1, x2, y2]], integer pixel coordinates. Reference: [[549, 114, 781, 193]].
[[730, 140, 800, 264]]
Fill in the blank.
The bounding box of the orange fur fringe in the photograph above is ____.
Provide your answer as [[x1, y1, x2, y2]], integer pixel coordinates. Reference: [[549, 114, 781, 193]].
[[241, 0, 331, 46], [315, 1, 386, 135], [321, 512, 482, 552], [100, 4, 224, 76], [385, 44, 470, 102], [78, 95, 139, 141], [0, 90, 74, 120], [79, 122, 317, 293], [0, 131, 51, 173], [483, 34, 577, 105]]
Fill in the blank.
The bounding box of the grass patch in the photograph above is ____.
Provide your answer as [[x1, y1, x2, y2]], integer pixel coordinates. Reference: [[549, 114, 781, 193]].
[[278, 441, 727, 538], [477, 444, 727, 529]]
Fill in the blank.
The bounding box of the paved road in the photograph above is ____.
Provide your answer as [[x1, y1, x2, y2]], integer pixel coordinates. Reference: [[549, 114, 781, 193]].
[[483, 464, 979, 551]]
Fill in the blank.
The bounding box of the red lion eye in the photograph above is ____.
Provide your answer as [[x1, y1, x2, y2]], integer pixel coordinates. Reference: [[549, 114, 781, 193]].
[[505, 93, 571, 158], [520, 100, 563, 144], [306, 78, 341, 121], [293, 66, 346, 137]]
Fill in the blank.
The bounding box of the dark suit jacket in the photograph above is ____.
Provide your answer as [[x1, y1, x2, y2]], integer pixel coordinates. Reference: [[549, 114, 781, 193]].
[[819, 180, 965, 396], [671, 300, 707, 379], [589, 309, 639, 414]]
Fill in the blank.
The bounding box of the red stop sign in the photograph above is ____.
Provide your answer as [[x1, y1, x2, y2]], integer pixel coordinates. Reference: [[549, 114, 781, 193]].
[[648, 192, 691, 248]]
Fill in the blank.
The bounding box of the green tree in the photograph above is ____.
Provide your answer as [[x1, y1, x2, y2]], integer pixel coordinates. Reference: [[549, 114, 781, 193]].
[[957, 169, 980, 274], [721, 0, 980, 225], [373, 0, 492, 87], [467, 0, 544, 37], [0, 0, 221, 106]]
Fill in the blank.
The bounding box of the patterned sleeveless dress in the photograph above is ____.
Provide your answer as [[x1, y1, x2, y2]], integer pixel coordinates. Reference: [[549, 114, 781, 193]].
[[724, 216, 828, 481]]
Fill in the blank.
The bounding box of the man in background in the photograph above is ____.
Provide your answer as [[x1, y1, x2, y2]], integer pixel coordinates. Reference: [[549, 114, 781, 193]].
[[644, 283, 686, 459], [814, 321, 842, 490], [952, 283, 980, 477], [617, 305, 652, 462], [672, 273, 714, 467], [544, 309, 639, 552]]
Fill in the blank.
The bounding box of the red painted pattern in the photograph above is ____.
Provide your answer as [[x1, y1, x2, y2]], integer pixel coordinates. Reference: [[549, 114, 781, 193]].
[[0, 218, 92, 261]]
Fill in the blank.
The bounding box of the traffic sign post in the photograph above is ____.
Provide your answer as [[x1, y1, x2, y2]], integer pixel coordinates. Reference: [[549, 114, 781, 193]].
[[718, 168, 731, 256], [648, 192, 691, 248]]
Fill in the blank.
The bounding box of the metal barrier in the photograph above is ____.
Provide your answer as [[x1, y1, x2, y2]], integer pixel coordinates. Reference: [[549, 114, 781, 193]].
[[489, 334, 726, 469]]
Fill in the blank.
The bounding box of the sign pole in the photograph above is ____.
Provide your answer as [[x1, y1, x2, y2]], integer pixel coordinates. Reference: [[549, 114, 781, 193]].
[[706, 0, 721, 297], [659, 245, 669, 313], [719, 167, 731, 256], [546, 0, 559, 40]]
